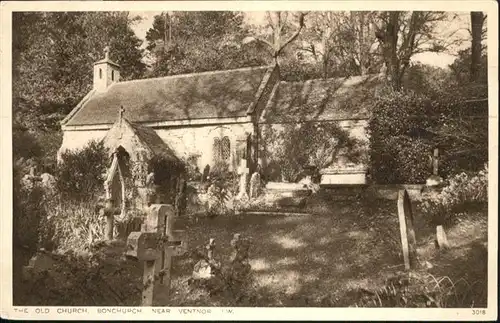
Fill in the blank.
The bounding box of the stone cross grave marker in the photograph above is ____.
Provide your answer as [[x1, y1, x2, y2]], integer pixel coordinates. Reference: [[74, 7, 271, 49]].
[[237, 159, 250, 200], [397, 189, 418, 270], [126, 204, 187, 306], [99, 199, 122, 241]]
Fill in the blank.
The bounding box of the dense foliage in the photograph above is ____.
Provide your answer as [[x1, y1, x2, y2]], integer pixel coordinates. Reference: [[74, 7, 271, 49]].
[[262, 122, 365, 182], [421, 165, 488, 225], [147, 155, 186, 206], [369, 74, 488, 184], [145, 12, 270, 77], [13, 12, 146, 132], [369, 90, 435, 183], [56, 140, 109, 201]]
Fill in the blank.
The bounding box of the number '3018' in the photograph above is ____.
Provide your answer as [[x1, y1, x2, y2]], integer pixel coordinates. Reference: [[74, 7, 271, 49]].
[[472, 310, 486, 315]]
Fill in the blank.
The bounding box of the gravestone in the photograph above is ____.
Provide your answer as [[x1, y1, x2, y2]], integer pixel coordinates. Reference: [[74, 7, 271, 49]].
[[99, 198, 121, 241], [126, 204, 186, 306], [236, 159, 250, 200], [249, 172, 261, 199], [426, 148, 444, 187], [175, 175, 187, 217], [397, 189, 418, 270], [436, 225, 450, 249], [202, 164, 210, 183], [192, 238, 219, 280], [40, 173, 56, 194]]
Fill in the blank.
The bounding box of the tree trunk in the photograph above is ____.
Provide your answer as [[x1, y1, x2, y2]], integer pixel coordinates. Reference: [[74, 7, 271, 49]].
[[358, 12, 367, 76], [470, 11, 484, 82]]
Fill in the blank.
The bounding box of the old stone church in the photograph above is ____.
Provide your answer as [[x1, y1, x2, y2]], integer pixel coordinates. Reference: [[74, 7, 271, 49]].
[[59, 49, 383, 193]]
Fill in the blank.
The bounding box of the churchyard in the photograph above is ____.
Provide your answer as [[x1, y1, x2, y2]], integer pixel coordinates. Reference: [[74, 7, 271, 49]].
[[11, 10, 490, 309], [13, 161, 488, 307]]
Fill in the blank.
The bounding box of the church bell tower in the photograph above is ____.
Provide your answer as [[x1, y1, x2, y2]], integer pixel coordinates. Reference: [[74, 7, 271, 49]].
[[93, 46, 120, 92]]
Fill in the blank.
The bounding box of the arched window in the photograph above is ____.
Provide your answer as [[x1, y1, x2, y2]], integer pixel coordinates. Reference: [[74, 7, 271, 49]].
[[111, 70, 115, 81], [213, 136, 231, 163], [99, 68, 102, 79], [221, 136, 230, 161]]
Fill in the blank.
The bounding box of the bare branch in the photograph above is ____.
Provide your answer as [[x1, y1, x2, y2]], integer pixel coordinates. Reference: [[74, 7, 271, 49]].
[[275, 12, 306, 57]]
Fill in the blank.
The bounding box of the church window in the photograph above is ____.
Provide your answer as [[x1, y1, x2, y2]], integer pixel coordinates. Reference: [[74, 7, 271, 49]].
[[213, 136, 231, 163], [221, 136, 230, 160], [99, 68, 102, 79], [112, 70, 115, 81]]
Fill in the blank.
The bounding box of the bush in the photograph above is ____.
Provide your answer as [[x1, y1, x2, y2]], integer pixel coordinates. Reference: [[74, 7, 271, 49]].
[[56, 140, 109, 201], [262, 122, 364, 183], [369, 84, 488, 184], [204, 161, 237, 217], [369, 90, 435, 184], [421, 165, 488, 225], [371, 136, 432, 184], [13, 165, 46, 252], [148, 154, 185, 205]]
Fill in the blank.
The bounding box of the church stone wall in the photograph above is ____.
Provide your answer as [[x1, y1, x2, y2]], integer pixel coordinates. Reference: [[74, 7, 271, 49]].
[[154, 122, 254, 172], [58, 129, 108, 161]]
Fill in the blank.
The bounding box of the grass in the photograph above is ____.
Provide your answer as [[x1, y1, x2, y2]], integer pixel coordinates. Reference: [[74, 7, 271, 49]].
[[14, 193, 488, 307], [164, 195, 488, 307]]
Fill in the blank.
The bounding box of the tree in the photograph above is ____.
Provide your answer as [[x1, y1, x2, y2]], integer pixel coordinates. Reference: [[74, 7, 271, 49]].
[[374, 11, 455, 90], [300, 11, 381, 78], [470, 11, 487, 82], [12, 12, 146, 132], [243, 11, 307, 65], [145, 11, 269, 77], [450, 48, 488, 85]]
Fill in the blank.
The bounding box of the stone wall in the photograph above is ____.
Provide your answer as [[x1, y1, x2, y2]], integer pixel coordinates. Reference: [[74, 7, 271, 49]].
[[155, 122, 254, 172], [59, 122, 254, 173], [58, 129, 108, 162]]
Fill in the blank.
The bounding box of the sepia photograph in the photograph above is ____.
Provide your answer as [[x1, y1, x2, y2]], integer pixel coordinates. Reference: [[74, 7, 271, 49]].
[[1, 1, 497, 320]]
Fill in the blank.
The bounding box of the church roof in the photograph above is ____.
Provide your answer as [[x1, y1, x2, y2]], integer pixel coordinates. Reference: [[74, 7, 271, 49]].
[[103, 117, 181, 165], [64, 65, 273, 126], [131, 122, 181, 164], [259, 74, 384, 124]]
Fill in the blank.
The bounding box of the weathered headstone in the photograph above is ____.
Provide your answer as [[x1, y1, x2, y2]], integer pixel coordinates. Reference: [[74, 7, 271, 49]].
[[229, 233, 251, 292], [436, 225, 450, 249], [236, 159, 250, 200], [175, 175, 187, 217], [249, 171, 261, 199], [397, 189, 418, 270], [202, 164, 210, 183], [426, 148, 444, 187], [192, 238, 218, 280], [40, 173, 56, 192], [99, 199, 121, 241], [126, 204, 186, 306], [22, 251, 56, 280]]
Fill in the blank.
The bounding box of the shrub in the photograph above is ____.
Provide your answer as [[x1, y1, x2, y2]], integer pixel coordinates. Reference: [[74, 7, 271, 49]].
[[371, 136, 432, 184], [56, 140, 109, 201], [421, 164, 488, 225], [369, 91, 436, 184], [262, 122, 364, 182], [148, 154, 185, 205], [13, 165, 46, 252], [369, 84, 488, 184]]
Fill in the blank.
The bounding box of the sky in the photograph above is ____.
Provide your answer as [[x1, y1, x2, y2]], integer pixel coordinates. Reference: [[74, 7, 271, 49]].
[[130, 11, 473, 69]]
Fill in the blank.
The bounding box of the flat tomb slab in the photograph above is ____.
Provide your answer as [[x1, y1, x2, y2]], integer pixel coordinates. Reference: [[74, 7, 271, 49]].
[[320, 172, 367, 185], [265, 182, 309, 190]]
